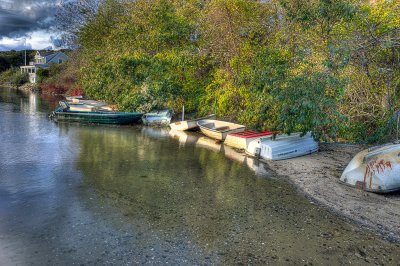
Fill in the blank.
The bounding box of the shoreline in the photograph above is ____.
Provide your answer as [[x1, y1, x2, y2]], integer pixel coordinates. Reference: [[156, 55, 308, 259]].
[[2, 86, 399, 243], [263, 142, 400, 243]]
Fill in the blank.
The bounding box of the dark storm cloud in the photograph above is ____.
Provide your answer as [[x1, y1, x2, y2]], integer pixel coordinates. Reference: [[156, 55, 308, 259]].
[[0, 0, 58, 38]]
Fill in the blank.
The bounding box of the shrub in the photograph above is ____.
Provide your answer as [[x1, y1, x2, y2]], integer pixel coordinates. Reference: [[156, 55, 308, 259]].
[[40, 83, 68, 95]]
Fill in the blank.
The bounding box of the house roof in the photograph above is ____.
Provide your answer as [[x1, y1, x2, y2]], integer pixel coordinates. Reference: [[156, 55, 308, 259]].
[[36, 51, 54, 57], [45, 53, 58, 62]]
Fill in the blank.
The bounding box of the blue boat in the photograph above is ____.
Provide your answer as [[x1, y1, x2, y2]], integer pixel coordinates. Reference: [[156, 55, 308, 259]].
[[142, 109, 174, 126], [50, 101, 143, 124]]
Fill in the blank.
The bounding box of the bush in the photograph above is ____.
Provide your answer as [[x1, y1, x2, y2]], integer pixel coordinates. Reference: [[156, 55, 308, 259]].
[[40, 83, 68, 95], [36, 68, 49, 83], [0, 69, 28, 86], [12, 72, 29, 86]]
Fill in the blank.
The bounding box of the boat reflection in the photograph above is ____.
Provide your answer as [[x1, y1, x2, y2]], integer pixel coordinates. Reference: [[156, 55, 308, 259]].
[[141, 126, 170, 139], [168, 129, 200, 147], [245, 157, 272, 177], [196, 136, 223, 152], [223, 145, 246, 164]]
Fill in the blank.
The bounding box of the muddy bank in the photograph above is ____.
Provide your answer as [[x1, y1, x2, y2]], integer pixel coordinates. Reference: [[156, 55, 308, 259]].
[[264, 143, 400, 242]]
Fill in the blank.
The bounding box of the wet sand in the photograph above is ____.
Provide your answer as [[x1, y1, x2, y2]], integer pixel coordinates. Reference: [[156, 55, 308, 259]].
[[266, 143, 400, 242]]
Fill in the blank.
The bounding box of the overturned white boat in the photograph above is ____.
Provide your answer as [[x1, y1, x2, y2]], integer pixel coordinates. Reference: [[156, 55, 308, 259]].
[[340, 143, 400, 193], [246, 132, 318, 160]]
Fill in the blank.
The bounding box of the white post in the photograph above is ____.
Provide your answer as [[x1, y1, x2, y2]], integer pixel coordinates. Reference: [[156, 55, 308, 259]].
[[182, 105, 185, 121], [24, 39, 27, 66]]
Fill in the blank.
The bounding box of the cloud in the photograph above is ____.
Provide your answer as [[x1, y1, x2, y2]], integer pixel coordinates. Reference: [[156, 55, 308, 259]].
[[0, 37, 32, 51], [0, 0, 63, 50], [0, 0, 59, 38], [0, 30, 58, 51]]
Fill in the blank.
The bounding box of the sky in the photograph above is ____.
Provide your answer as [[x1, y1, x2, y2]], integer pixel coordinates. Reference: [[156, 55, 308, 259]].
[[0, 0, 61, 51]]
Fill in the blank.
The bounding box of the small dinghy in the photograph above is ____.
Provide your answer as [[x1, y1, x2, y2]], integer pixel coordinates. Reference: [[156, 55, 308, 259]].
[[224, 130, 276, 150], [246, 132, 318, 160], [340, 144, 400, 193], [50, 101, 143, 124], [197, 119, 245, 141], [169, 114, 216, 131], [142, 109, 174, 126], [65, 97, 116, 112]]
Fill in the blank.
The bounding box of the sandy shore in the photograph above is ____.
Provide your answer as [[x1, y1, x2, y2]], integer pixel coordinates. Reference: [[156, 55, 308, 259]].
[[263, 143, 400, 242]]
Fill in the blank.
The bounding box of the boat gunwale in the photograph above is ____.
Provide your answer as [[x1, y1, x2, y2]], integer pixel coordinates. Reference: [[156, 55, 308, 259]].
[[55, 110, 143, 117], [338, 179, 400, 193], [170, 114, 216, 125], [197, 120, 245, 133]]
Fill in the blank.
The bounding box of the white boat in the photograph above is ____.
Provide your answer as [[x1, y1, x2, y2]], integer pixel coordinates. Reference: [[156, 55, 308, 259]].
[[197, 119, 245, 141], [68, 104, 98, 112], [142, 109, 174, 126], [246, 132, 318, 160], [340, 143, 400, 193], [169, 114, 216, 131], [224, 130, 275, 150], [66, 97, 116, 111]]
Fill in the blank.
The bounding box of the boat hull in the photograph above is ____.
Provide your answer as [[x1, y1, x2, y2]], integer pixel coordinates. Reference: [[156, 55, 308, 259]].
[[224, 130, 275, 150], [142, 116, 172, 126], [169, 114, 216, 131], [340, 144, 400, 193], [169, 120, 197, 131], [142, 110, 173, 126], [197, 120, 245, 141], [246, 133, 318, 160], [52, 110, 143, 124]]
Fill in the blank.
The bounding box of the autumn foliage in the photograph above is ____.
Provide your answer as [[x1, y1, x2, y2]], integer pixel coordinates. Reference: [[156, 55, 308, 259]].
[[55, 0, 400, 142]]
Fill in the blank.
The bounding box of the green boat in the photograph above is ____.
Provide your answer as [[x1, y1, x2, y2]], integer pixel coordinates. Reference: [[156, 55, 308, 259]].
[[50, 101, 143, 124]]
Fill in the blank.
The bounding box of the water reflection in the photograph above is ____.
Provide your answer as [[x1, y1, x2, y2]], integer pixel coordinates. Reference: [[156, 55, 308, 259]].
[[2, 89, 400, 265], [75, 126, 278, 245], [73, 124, 400, 264], [169, 129, 200, 147]]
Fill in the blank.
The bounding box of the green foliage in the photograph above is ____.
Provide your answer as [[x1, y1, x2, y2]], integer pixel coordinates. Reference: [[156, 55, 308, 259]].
[[0, 68, 28, 86], [0, 50, 35, 73], [274, 72, 346, 140], [36, 68, 49, 83], [55, 0, 400, 142]]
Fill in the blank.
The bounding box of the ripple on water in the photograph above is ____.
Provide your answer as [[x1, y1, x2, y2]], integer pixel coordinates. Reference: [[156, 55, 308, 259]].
[[0, 88, 399, 265]]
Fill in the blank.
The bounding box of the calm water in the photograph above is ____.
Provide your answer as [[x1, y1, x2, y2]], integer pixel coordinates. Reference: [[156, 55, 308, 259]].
[[0, 88, 399, 265]]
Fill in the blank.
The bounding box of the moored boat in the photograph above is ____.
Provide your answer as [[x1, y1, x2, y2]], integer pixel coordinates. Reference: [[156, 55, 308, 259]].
[[66, 97, 116, 112], [142, 109, 174, 126], [224, 130, 276, 150], [197, 119, 245, 141], [67, 103, 98, 112], [169, 114, 216, 131], [246, 132, 318, 160], [50, 101, 143, 124], [340, 143, 400, 193]]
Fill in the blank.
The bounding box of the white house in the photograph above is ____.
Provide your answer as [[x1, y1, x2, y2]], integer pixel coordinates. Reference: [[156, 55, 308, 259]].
[[20, 51, 69, 83]]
